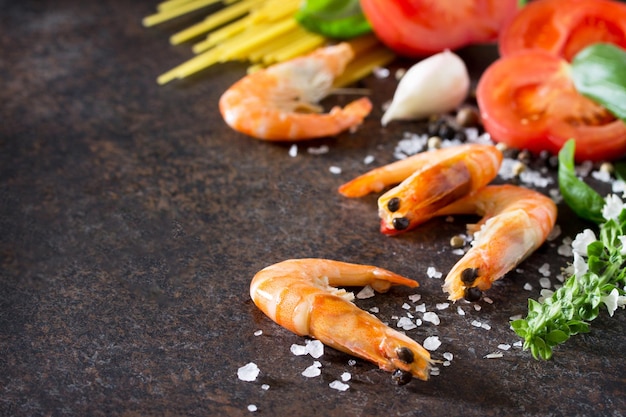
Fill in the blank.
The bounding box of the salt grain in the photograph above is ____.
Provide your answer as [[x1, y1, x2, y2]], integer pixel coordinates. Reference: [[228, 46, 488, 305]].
[[306, 340, 324, 358], [397, 316, 418, 330], [523, 283, 533, 291], [430, 367, 441, 376], [539, 277, 552, 289], [369, 306, 379, 313], [423, 336, 442, 351], [483, 297, 493, 304], [356, 285, 375, 299], [443, 352, 454, 361], [329, 380, 350, 391], [423, 312, 441, 325], [457, 306, 465, 316], [302, 361, 322, 378], [484, 352, 503, 359], [436, 303, 450, 310], [329, 166, 342, 175], [402, 303, 411, 310], [261, 384, 270, 390], [364, 155, 375, 165], [288, 144, 298, 157], [415, 303, 427, 313], [481, 323, 491, 330], [341, 372, 352, 382], [427, 266, 443, 279], [290, 344, 308, 356], [307, 145, 329, 155], [254, 330, 263, 336], [538, 263, 551, 277], [498, 344, 511, 351], [408, 294, 422, 303], [238, 362, 260, 382], [471, 320, 482, 328], [248, 404, 258, 412]]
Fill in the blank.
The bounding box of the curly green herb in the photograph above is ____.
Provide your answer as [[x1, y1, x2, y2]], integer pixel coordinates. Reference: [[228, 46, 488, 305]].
[[511, 139, 626, 360]]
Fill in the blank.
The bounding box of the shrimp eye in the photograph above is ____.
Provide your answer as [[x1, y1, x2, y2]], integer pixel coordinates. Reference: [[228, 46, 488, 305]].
[[387, 197, 401, 212], [460, 268, 479, 284], [391, 369, 413, 386], [392, 217, 410, 230], [464, 286, 482, 302], [396, 347, 414, 364]]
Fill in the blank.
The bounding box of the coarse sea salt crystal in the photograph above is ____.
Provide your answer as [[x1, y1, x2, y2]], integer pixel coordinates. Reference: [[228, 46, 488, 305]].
[[415, 303, 427, 313], [457, 306, 465, 316], [471, 320, 482, 328], [402, 303, 411, 310], [248, 404, 258, 412], [254, 330, 263, 336], [290, 344, 308, 356], [408, 294, 421, 303], [430, 367, 440, 376], [341, 372, 351, 382], [523, 283, 533, 291], [306, 340, 324, 358], [539, 277, 552, 289], [329, 380, 350, 391], [302, 361, 322, 378], [443, 352, 454, 361], [288, 144, 298, 157], [261, 384, 270, 390], [427, 266, 443, 279], [307, 145, 329, 155], [436, 303, 450, 310], [238, 362, 260, 382], [397, 317, 418, 330], [538, 263, 550, 277], [481, 323, 491, 330], [329, 166, 342, 175], [369, 306, 379, 313], [364, 155, 375, 165], [423, 312, 441, 325], [484, 352, 503, 359], [356, 285, 375, 299], [423, 336, 441, 351], [498, 344, 511, 351]]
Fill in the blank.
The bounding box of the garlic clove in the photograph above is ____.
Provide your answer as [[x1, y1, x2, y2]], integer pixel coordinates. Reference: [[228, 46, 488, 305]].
[[381, 50, 470, 126]]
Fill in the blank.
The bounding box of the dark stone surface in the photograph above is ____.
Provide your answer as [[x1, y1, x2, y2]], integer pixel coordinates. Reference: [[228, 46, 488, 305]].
[[1, 1, 625, 416]]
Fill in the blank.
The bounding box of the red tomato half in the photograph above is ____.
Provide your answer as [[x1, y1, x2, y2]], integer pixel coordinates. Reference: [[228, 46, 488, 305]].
[[476, 50, 626, 162], [499, 0, 626, 61], [359, 0, 519, 57]]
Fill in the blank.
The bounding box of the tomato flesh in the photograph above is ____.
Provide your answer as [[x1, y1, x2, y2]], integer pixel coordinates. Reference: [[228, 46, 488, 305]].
[[499, 0, 626, 61], [476, 50, 626, 162], [359, 0, 519, 57]]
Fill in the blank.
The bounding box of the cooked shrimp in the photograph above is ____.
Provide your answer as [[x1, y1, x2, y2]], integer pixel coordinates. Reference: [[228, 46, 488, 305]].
[[339, 144, 503, 235], [250, 258, 432, 383], [435, 185, 557, 301], [219, 43, 372, 141]]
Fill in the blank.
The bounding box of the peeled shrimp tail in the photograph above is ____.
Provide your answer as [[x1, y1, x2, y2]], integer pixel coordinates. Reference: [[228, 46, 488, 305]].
[[250, 259, 431, 382], [435, 185, 557, 301]]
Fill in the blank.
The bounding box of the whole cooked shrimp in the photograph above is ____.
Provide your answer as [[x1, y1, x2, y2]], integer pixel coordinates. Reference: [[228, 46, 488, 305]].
[[250, 259, 432, 383], [339, 144, 503, 235], [435, 185, 557, 301], [219, 43, 372, 141]]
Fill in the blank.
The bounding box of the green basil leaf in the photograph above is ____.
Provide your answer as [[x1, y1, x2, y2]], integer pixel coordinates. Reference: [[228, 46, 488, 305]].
[[571, 43, 626, 122], [558, 139, 605, 224], [295, 0, 372, 39]]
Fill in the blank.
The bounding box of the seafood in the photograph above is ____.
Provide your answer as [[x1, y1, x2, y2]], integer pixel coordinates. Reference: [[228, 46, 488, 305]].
[[436, 185, 557, 301], [219, 43, 372, 141], [250, 258, 432, 383], [339, 144, 503, 235]]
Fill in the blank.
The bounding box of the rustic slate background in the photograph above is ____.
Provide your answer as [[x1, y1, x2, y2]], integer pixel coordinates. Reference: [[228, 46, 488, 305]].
[[1, 1, 625, 416]]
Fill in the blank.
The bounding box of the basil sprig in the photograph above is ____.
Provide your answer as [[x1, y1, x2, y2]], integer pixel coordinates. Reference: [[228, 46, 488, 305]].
[[571, 43, 626, 123], [558, 139, 605, 224], [295, 0, 372, 39]]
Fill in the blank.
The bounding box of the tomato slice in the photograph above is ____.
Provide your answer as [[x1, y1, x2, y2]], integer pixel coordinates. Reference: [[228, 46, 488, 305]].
[[359, 0, 519, 57], [499, 0, 626, 61], [476, 50, 626, 162]]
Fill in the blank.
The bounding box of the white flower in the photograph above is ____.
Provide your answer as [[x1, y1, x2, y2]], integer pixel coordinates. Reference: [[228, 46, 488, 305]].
[[601, 288, 620, 316], [602, 194, 625, 222], [572, 229, 597, 257], [573, 252, 588, 278]]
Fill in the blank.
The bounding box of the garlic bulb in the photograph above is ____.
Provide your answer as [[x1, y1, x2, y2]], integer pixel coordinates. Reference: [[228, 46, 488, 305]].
[[381, 50, 470, 126]]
